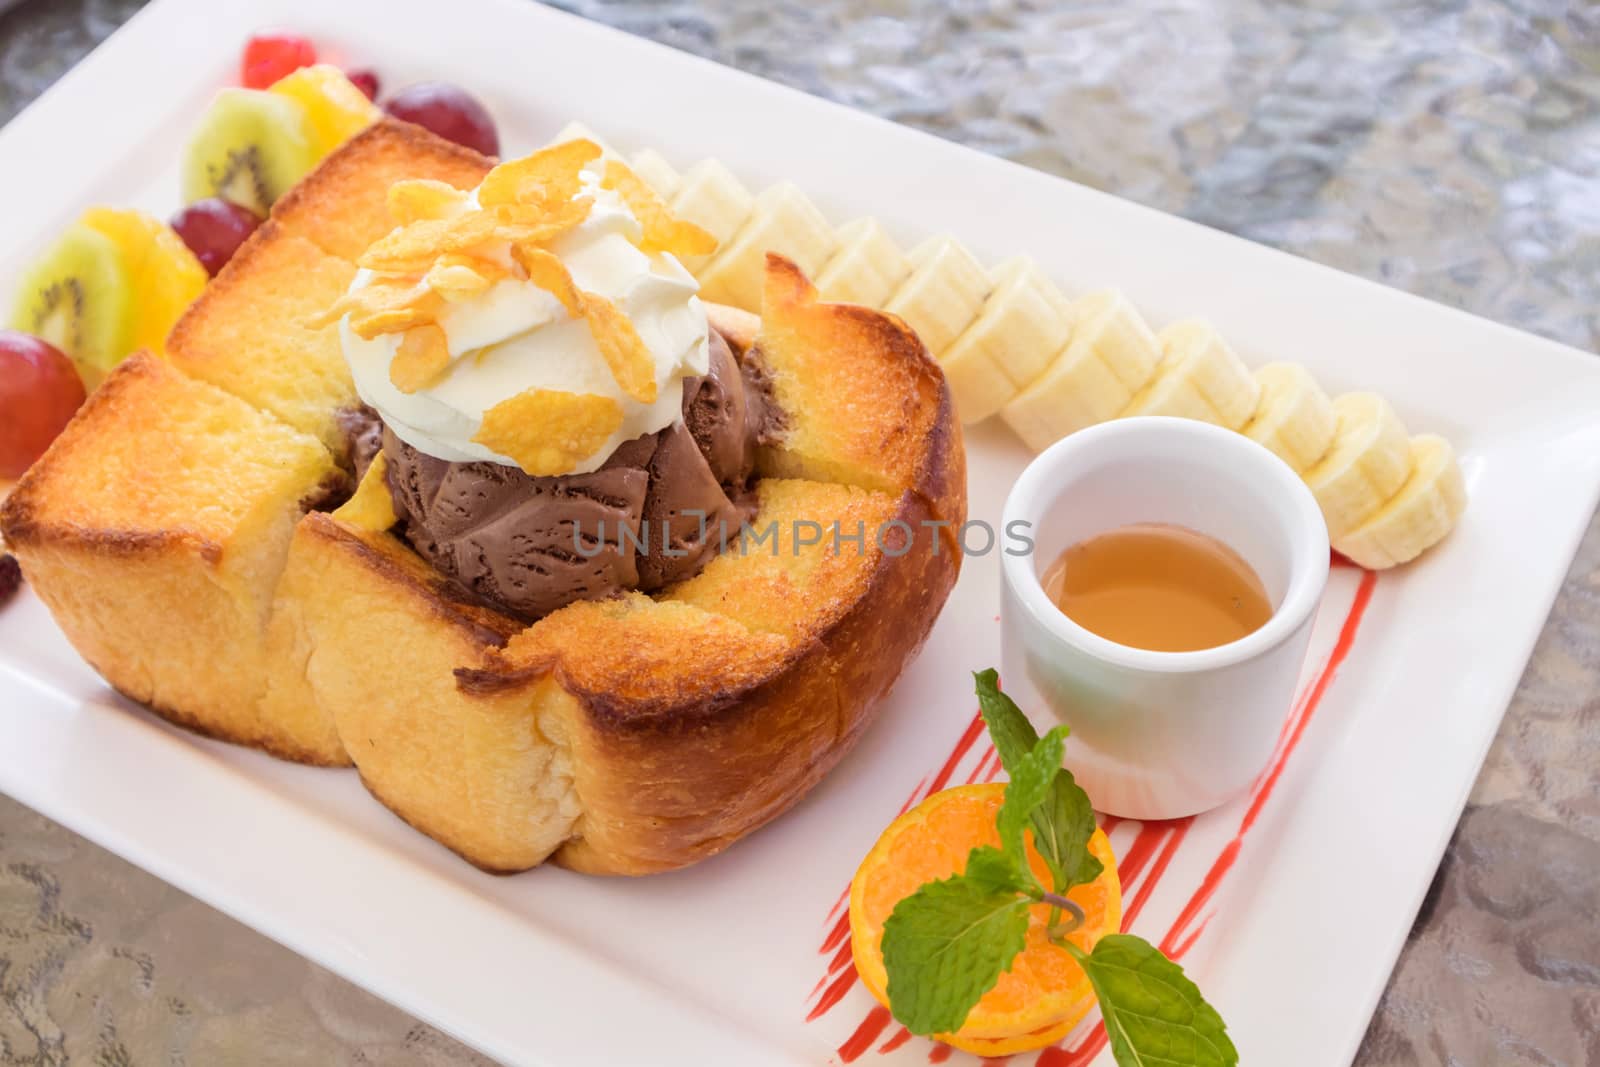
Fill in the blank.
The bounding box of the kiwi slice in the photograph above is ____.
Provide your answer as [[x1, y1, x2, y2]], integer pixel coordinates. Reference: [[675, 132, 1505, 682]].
[[181, 88, 316, 215], [10, 222, 135, 386]]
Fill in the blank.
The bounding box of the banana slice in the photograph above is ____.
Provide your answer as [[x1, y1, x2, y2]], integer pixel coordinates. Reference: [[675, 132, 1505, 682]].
[[936, 258, 1076, 423], [669, 159, 756, 272], [1242, 363, 1337, 473], [1000, 291, 1160, 450], [697, 182, 838, 310], [1302, 393, 1412, 539], [630, 148, 682, 199], [884, 236, 991, 355], [1061, 289, 1163, 389], [815, 218, 911, 307], [546, 121, 618, 156], [1001, 343, 1134, 451], [1120, 319, 1260, 430], [990, 255, 1076, 322], [968, 258, 1076, 387], [938, 350, 1024, 425], [1334, 435, 1466, 569]]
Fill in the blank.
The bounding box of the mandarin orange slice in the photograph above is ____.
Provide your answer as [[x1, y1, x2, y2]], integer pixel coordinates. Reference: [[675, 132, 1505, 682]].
[[849, 782, 1121, 1054]]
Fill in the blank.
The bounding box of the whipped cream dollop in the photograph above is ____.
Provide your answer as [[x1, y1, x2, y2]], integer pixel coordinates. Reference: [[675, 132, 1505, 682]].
[[340, 163, 710, 474]]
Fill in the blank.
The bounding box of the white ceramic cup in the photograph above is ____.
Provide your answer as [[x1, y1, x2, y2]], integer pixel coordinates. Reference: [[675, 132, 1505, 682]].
[[999, 417, 1330, 820]]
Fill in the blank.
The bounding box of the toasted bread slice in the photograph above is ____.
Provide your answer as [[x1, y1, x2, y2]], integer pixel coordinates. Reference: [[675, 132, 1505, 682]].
[[280, 513, 561, 868], [270, 119, 493, 262], [0, 354, 345, 761], [166, 121, 493, 456], [754, 255, 964, 534], [167, 222, 356, 454]]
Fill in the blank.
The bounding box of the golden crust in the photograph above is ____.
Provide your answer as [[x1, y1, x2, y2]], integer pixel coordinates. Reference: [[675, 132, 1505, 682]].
[[270, 119, 494, 262], [0, 354, 345, 762]]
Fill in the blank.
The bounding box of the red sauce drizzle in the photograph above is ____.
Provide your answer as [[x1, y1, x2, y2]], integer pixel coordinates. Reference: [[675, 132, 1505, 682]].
[[838, 1006, 894, 1063], [807, 962, 859, 1022], [1161, 569, 1377, 957], [878, 1027, 913, 1054]]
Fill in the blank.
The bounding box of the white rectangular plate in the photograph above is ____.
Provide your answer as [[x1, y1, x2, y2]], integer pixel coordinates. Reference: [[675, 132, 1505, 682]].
[[3, 0, 1598, 1064]]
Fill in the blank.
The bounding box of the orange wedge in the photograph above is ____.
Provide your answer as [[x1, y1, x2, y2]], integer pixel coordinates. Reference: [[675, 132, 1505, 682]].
[[849, 783, 1121, 1054]]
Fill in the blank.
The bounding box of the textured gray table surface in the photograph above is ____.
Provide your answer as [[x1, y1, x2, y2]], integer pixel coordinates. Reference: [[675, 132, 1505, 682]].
[[2, 1, 1597, 1064]]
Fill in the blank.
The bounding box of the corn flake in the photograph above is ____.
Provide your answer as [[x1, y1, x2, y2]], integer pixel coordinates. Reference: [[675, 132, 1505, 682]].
[[581, 291, 658, 403], [305, 277, 428, 330], [489, 197, 594, 245], [510, 245, 584, 317], [473, 388, 623, 476], [331, 453, 398, 532], [387, 179, 470, 225], [479, 139, 601, 208], [601, 160, 718, 259], [358, 213, 502, 273], [426, 253, 505, 301], [389, 323, 452, 393]]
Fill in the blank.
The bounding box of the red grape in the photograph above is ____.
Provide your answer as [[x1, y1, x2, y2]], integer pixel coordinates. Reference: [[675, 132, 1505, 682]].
[[170, 199, 263, 277], [241, 32, 317, 90], [385, 83, 499, 157], [346, 68, 380, 101], [0, 331, 85, 479]]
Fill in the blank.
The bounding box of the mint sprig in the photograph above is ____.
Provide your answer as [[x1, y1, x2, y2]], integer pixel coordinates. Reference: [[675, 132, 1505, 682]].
[[976, 669, 1103, 894], [877, 669, 1237, 1066]]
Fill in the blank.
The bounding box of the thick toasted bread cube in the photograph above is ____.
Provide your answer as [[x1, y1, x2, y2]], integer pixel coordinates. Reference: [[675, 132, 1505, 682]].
[[167, 122, 491, 457], [284, 512, 574, 870], [0, 355, 344, 761], [270, 119, 492, 262], [167, 222, 356, 453], [755, 255, 965, 529]]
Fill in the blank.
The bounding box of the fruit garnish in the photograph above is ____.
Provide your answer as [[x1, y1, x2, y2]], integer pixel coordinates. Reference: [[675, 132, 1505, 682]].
[[241, 32, 316, 90], [384, 82, 499, 157], [472, 388, 624, 476], [854, 670, 1238, 1064], [79, 208, 207, 357], [852, 784, 1120, 1052], [182, 87, 316, 215], [346, 68, 380, 101], [9, 222, 135, 388], [170, 198, 263, 276], [0, 554, 20, 606], [268, 64, 381, 159], [0, 330, 85, 479]]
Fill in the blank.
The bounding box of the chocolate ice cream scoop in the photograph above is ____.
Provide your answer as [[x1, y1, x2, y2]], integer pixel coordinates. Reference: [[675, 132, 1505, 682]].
[[372, 328, 777, 622]]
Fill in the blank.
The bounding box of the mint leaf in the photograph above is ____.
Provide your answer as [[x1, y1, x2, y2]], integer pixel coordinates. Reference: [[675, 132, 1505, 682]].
[[974, 667, 1039, 768], [995, 726, 1068, 885], [1035, 763, 1104, 889], [961, 845, 1026, 894], [1070, 934, 1239, 1067], [880, 873, 1031, 1036], [974, 671, 1103, 892]]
